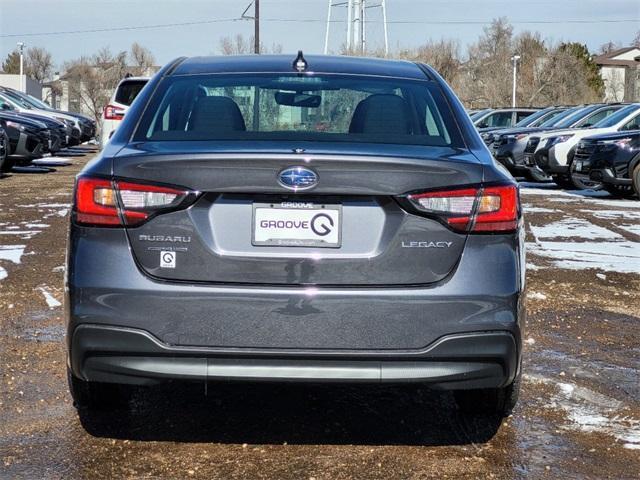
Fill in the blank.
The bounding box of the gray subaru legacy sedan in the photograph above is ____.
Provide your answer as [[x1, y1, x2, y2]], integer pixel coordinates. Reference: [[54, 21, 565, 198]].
[[66, 53, 525, 416]]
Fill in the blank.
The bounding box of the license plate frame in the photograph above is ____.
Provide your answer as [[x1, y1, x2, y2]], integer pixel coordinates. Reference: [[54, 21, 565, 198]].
[[252, 202, 342, 248]]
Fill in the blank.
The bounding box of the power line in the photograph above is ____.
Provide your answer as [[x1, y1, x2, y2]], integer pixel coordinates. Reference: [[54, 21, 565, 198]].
[[1, 17, 637, 38]]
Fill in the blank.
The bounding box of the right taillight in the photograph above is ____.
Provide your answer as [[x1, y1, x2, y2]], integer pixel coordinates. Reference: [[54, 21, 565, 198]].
[[75, 177, 197, 227], [406, 184, 519, 233], [103, 104, 125, 120]]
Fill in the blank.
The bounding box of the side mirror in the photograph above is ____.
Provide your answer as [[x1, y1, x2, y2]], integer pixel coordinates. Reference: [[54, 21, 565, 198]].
[[477, 122, 488, 128]]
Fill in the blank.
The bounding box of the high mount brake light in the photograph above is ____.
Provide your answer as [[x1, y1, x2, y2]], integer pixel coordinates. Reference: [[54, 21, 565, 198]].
[[75, 177, 194, 227], [407, 185, 519, 233]]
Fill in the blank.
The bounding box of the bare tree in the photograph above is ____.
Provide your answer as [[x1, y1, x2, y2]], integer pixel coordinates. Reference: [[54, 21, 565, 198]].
[[599, 41, 621, 55], [63, 48, 128, 128], [26, 47, 53, 83], [633, 31, 640, 48], [219, 34, 282, 55], [457, 18, 514, 107], [130, 42, 155, 74]]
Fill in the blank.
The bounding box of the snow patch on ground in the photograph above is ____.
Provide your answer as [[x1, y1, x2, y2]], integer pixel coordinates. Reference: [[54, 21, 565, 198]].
[[0, 267, 6, 281], [530, 218, 622, 241], [526, 374, 640, 450], [618, 224, 640, 236], [581, 209, 640, 220], [36, 286, 62, 308], [0, 245, 26, 264], [526, 241, 640, 273]]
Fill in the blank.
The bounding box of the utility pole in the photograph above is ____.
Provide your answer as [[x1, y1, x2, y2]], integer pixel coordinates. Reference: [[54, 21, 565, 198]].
[[254, 0, 259, 54], [324, 0, 388, 55], [17, 42, 25, 92], [511, 54, 521, 108]]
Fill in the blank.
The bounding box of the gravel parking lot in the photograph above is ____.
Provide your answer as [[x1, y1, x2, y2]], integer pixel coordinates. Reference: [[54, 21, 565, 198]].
[[1, 148, 639, 479]]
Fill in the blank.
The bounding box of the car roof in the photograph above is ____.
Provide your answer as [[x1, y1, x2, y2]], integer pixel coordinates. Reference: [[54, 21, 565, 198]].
[[170, 54, 429, 80]]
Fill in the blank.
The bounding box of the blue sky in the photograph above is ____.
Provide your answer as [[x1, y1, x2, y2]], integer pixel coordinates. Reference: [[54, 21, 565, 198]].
[[1, 0, 638, 70]]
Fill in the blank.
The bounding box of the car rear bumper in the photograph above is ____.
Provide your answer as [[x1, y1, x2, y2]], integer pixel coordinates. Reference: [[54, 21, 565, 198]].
[[69, 324, 519, 389], [67, 227, 525, 388]]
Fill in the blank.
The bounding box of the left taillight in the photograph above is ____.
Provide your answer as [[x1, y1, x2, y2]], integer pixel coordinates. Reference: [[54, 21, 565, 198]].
[[406, 184, 519, 233], [75, 177, 196, 227]]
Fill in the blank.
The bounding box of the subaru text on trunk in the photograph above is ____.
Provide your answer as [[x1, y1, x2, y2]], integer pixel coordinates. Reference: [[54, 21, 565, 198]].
[[67, 54, 525, 417]]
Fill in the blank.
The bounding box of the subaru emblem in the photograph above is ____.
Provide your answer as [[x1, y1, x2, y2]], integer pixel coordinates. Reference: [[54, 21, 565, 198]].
[[278, 166, 318, 191]]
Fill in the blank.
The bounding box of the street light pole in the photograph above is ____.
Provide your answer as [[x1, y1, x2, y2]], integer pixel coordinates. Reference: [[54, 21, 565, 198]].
[[511, 54, 521, 108], [17, 42, 25, 93]]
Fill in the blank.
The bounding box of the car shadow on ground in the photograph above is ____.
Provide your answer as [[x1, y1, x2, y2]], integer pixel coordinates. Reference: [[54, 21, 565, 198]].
[[78, 382, 503, 446]]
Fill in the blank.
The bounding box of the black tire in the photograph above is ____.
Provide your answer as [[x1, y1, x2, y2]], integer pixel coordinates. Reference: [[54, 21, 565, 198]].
[[525, 167, 552, 183], [551, 175, 574, 190], [604, 184, 636, 198], [0, 156, 14, 173], [454, 371, 521, 417], [633, 163, 640, 199], [67, 367, 130, 410]]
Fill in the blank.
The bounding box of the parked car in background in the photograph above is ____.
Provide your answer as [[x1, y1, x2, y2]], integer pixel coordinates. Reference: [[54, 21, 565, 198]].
[[101, 76, 149, 148], [12, 90, 97, 143], [472, 108, 538, 130], [0, 89, 82, 146], [530, 103, 640, 189], [489, 106, 588, 180], [0, 125, 8, 172], [0, 111, 49, 172], [571, 129, 640, 198], [68, 55, 524, 417], [480, 106, 569, 146]]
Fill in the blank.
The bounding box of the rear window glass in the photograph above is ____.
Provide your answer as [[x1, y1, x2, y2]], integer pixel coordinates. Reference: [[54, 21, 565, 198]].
[[133, 74, 463, 147], [115, 80, 148, 106]]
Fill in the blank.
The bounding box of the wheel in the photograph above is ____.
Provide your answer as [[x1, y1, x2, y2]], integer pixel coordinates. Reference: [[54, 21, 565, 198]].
[[569, 166, 603, 191], [67, 367, 130, 410], [633, 163, 640, 199], [0, 156, 15, 173], [551, 175, 574, 189], [454, 371, 521, 417], [525, 167, 552, 183], [604, 184, 636, 198]]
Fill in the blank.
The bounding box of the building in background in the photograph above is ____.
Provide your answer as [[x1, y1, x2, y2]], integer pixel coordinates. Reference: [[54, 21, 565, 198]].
[[595, 47, 640, 102], [0, 74, 42, 99]]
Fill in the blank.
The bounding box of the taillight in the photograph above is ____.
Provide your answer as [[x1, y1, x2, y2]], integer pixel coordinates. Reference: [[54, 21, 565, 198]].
[[103, 104, 125, 120], [75, 177, 196, 227], [406, 184, 519, 233]]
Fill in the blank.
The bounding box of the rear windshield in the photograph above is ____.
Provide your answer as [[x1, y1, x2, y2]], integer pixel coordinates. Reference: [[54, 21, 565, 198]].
[[133, 74, 463, 147], [115, 80, 148, 106]]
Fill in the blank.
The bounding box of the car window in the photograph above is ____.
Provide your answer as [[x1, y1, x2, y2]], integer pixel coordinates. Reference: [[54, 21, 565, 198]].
[[115, 80, 148, 106], [0, 97, 16, 111], [134, 74, 463, 147], [620, 114, 640, 131], [481, 111, 513, 127], [515, 111, 533, 123], [575, 107, 619, 127], [594, 105, 640, 129]]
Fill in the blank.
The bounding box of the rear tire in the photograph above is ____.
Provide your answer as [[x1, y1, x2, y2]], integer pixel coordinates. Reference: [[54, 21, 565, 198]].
[[67, 367, 130, 410], [454, 371, 521, 417]]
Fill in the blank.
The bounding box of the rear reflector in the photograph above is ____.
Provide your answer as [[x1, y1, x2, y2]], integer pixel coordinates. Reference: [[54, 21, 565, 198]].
[[75, 177, 195, 227], [407, 184, 519, 233]]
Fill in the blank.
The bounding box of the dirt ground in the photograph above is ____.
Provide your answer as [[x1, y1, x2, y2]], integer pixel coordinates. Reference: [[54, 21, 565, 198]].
[[1, 148, 639, 479]]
